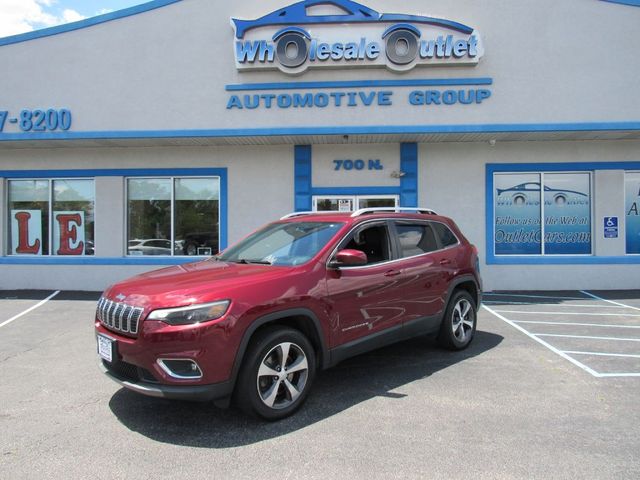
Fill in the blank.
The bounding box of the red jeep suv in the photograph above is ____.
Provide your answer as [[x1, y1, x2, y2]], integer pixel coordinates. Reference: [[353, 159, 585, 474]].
[[96, 208, 482, 419]]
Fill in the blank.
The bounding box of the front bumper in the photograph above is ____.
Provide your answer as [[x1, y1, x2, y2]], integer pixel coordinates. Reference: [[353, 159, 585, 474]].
[[100, 361, 233, 402]]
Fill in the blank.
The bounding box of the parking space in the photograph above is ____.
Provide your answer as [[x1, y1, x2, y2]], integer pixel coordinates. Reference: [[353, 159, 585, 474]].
[[0, 290, 60, 328], [1, 290, 639, 479], [482, 290, 640, 378]]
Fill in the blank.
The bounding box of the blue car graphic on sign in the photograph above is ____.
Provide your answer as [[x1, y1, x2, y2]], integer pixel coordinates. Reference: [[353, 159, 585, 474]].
[[497, 182, 588, 206], [231, 0, 482, 73], [497, 182, 588, 197], [231, 0, 474, 39]]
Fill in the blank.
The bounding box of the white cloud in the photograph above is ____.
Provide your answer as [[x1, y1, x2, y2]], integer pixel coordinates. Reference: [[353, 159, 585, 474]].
[[62, 9, 85, 23], [0, 0, 86, 37]]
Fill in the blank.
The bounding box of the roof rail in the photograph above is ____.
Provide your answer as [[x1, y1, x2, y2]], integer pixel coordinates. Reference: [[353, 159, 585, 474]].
[[280, 211, 317, 220], [351, 207, 438, 217], [281, 208, 439, 220]]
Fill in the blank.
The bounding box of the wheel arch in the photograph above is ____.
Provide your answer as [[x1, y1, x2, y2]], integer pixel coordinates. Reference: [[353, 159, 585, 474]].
[[230, 308, 330, 391], [445, 274, 481, 311]]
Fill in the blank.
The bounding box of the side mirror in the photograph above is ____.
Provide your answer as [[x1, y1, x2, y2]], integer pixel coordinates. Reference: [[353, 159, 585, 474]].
[[329, 249, 368, 268]]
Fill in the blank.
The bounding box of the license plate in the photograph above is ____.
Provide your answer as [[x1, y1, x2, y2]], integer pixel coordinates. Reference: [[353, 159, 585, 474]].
[[97, 334, 114, 363]]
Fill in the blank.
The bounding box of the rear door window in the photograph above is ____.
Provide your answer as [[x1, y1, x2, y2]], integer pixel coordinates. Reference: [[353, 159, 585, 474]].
[[394, 223, 438, 258], [431, 222, 459, 247]]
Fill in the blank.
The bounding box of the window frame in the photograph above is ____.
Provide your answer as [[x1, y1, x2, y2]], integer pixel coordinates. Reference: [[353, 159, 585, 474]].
[[486, 162, 640, 265], [125, 175, 221, 258], [0, 168, 228, 266], [328, 218, 461, 269], [493, 171, 594, 257]]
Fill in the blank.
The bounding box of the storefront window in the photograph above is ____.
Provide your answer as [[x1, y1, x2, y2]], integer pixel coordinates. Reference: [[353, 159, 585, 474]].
[[127, 179, 172, 255], [127, 177, 220, 256], [175, 178, 220, 256], [543, 173, 591, 255], [626, 172, 640, 254], [494, 172, 592, 256], [8, 179, 95, 256], [494, 173, 542, 255]]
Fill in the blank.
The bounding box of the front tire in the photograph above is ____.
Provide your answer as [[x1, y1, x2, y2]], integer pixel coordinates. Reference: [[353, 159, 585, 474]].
[[236, 327, 316, 420], [437, 290, 477, 350]]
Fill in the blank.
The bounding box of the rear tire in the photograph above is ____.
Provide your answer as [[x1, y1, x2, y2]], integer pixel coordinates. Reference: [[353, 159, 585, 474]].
[[437, 290, 477, 350], [235, 327, 315, 420]]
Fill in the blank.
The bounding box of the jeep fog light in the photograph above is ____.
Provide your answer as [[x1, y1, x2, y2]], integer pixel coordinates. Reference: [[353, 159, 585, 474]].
[[157, 359, 203, 379], [147, 300, 230, 325]]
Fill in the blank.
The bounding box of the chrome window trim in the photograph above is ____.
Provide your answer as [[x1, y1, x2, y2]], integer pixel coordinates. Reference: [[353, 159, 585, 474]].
[[326, 218, 461, 270]]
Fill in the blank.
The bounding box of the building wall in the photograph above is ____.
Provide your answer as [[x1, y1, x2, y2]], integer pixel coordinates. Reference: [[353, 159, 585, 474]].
[[1, 140, 639, 291], [0, 0, 639, 136], [422, 139, 640, 290], [1, 0, 640, 291], [0, 145, 294, 290]]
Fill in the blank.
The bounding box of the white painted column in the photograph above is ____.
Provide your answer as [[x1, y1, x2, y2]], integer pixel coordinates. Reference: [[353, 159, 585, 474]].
[[594, 170, 626, 256]]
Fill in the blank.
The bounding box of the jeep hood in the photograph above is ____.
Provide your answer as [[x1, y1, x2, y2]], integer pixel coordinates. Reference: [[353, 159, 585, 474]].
[[103, 260, 292, 309]]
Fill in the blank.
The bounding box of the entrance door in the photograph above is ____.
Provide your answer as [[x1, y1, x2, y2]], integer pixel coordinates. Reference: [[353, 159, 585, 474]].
[[313, 195, 398, 212]]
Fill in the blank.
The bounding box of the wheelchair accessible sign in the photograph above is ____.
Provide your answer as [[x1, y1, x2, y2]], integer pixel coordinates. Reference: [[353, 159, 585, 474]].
[[604, 216, 618, 239]]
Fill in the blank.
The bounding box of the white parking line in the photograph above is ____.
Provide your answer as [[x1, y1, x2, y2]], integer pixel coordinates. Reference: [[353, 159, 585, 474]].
[[484, 293, 587, 300], [581, 291, 640, 312], [483, 301, 631, 309], [534, 333, 640, 342], [563, 351, 640, 359], [481, 305, 601, 377], [513, 320, 640, 329], [493, 310, 640, 317], [0, 291, 61, 329]]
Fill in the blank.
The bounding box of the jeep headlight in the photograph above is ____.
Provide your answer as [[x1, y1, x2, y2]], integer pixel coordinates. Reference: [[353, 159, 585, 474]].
[[147, 300, 230, 326]]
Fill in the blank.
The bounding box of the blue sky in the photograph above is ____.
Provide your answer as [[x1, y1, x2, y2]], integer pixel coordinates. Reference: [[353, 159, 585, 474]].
[[0, 0, 150, 38]]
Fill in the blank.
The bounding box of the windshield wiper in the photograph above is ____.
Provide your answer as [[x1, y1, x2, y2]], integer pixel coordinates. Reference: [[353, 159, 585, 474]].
[[235, 258, 272, 265]]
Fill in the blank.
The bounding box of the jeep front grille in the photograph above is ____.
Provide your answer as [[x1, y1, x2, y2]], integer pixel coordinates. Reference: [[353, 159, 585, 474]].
[[96, 297, 144, 335]]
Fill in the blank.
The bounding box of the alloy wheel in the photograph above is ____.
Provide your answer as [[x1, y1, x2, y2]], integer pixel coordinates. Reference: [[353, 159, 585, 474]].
[[451, 298, 475, 343], [256, 342, 309, 410]]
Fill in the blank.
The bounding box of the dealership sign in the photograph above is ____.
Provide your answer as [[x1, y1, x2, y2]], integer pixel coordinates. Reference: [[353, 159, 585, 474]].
[[231, 0, 484, 74]]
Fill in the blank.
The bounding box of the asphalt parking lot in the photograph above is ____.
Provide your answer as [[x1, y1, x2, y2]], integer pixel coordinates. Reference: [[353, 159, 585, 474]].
[[1, 290, 639, 479]]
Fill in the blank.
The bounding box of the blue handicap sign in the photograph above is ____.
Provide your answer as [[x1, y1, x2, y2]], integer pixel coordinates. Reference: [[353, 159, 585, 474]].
[[604, 216, 618, 238]]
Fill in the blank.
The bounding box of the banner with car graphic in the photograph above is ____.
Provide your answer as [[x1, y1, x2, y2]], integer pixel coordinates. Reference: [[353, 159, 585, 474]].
[[627, 172, 640, 254], [542, 173, 591, 255], [494, 174, 542, 255], [494, 173, 592, 255]]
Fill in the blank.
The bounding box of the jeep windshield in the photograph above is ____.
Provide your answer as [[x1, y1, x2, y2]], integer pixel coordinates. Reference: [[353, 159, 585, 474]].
[[218, 221, 344, 266]]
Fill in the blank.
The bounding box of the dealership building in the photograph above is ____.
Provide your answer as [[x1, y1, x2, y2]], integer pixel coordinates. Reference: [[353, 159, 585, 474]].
[[0, 0, 639, 291]]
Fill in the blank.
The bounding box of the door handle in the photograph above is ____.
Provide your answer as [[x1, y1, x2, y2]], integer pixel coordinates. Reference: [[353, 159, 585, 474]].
[[384, 269, 401, 277], [439, 259, 452, 266]]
